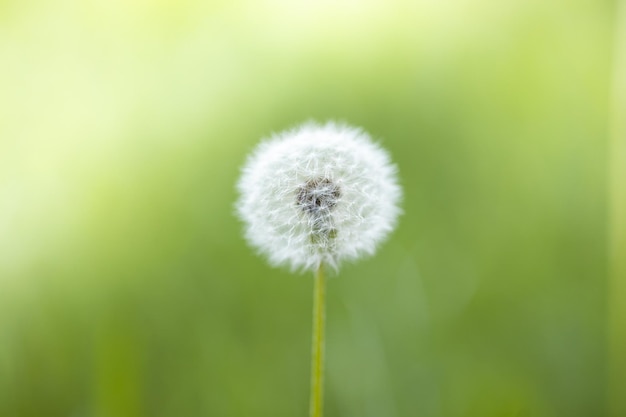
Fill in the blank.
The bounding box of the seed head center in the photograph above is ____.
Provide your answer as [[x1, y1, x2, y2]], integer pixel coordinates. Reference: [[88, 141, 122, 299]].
[[296, 178, 341, 216]]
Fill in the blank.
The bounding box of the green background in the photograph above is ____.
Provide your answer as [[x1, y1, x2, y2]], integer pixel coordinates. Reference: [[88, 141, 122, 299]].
[[0, 0, 618, 416]]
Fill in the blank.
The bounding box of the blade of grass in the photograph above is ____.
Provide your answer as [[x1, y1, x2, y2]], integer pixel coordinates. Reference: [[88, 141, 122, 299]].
[[609, 1, 626, 415]]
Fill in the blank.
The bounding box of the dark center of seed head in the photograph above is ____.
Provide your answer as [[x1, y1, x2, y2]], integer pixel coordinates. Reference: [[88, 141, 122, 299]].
[[296, 178, 341, 216]]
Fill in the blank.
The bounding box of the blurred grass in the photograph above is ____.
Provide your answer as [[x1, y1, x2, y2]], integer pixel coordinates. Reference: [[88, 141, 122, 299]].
[[609, 1, 626, 416], [0, 0, 617, 416]]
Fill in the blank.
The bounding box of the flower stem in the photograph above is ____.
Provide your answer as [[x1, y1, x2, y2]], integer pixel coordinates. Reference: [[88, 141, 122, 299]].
[[309, 263, 326, 417]]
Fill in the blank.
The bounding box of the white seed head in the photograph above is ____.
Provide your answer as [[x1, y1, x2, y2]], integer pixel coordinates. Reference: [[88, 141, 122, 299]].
[[235, 121, 402, 272]]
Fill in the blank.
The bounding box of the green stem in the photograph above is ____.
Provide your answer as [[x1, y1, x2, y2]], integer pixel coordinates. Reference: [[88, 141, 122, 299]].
[[309, 264, 326, 417]]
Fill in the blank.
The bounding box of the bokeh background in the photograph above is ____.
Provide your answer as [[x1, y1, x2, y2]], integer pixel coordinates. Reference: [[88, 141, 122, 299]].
[[0, 0, 622, 416]]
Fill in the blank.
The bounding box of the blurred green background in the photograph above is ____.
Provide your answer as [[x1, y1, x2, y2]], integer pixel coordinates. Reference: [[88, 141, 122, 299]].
[[0, 0, 619, 416]]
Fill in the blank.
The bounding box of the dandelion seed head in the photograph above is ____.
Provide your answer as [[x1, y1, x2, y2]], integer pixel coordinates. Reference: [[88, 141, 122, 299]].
[[236, 121, 402, 272]]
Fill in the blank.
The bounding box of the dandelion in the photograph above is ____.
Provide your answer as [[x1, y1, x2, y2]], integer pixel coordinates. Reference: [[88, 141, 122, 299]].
[[236, 121, 401, 272], [235, 121, 402, 417]]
